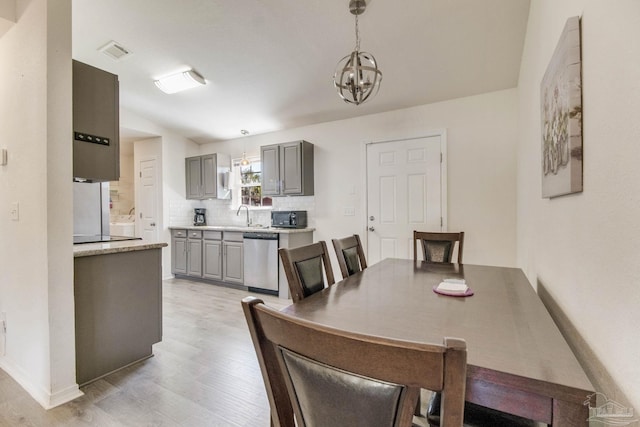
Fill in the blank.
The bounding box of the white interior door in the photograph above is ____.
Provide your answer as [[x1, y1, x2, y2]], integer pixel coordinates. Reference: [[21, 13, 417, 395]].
[[138, 157, 159, 242], [366, 135, 444, 264]]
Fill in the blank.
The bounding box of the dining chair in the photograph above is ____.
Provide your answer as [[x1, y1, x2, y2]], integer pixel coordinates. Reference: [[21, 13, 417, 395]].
[[331, 234, 368, 279], [413, 231, 537, 427], [426, 392, 538, 427], [413, 231, 465, 264], [331, 233, 427, 416], [242, 296, 468, 427], [278, 241, 335, 303]]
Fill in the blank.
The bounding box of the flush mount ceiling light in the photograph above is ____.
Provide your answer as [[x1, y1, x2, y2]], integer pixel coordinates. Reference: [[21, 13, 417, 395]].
[[240, 130, 250, 166], [154, 69, 206, 94], [333, 0, 382, 105]]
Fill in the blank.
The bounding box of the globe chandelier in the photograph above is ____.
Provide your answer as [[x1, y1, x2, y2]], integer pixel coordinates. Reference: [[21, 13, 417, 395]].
[[333, 0, 382, 105]]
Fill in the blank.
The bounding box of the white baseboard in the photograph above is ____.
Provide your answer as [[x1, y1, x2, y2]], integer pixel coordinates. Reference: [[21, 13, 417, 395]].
[[0, 357, 83, 409]]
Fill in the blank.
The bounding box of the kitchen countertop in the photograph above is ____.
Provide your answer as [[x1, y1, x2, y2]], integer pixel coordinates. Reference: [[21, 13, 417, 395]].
[[74, 240, 168, 258], [169, 225, 315, 234]]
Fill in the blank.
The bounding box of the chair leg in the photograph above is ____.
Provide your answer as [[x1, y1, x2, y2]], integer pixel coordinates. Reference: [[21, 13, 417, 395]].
[[415, 393, 422, 416]]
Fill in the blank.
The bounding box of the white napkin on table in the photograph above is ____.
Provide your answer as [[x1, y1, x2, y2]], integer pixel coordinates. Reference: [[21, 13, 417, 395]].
[[436, 278, 468, 294]]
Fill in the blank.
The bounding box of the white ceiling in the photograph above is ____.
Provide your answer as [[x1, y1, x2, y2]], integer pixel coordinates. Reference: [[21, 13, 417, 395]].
[[72, 0, 530, 144]]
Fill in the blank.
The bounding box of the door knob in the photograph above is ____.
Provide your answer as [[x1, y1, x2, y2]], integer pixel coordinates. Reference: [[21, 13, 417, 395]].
[[368, 226, 375, 232], [151, 222, 156, 227], [369, 216, 375, 221]]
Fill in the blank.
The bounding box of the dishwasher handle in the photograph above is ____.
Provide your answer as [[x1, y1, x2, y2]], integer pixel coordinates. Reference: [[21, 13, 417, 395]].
[[243, 232, 279, 240]]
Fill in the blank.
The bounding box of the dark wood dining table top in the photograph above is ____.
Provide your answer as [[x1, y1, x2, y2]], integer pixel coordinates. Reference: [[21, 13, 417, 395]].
[[281, 258, 594, 405]]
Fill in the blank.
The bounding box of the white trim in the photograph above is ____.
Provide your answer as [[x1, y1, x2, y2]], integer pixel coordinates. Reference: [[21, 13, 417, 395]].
[[362, 130, 449, 257], [439, 129, 449, 231], [136, 154, 161, 242], [0, 359, 83, 409], [360, 138, 371, 254]]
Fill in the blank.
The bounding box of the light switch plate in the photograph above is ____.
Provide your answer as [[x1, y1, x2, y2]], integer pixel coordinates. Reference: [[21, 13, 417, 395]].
[[10, 202, 19, 221], [343, 207, 355, 216]]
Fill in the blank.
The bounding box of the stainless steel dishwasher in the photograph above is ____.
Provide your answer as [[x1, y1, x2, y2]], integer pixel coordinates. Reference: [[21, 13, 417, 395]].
[[243, 232, 279, 295]]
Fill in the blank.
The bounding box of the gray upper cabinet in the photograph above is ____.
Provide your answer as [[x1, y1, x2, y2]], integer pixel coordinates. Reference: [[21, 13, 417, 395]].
[[186, 156, 202, 199], [73, 60, 120, 182], [185, 154, 231, 200], [261, 140, 314, 196], [261, 145, 280, 196]]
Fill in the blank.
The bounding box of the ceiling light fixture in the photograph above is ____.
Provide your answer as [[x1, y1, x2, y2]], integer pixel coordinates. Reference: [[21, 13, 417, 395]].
[[154, 69, 206, 94], [333, 0, 382, 105], [240, 130, 250, 166]]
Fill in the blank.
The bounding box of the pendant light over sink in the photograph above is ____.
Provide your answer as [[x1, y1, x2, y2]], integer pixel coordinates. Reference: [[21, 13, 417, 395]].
[[240, 130, 250, 166], [333, 0, 382, 105]]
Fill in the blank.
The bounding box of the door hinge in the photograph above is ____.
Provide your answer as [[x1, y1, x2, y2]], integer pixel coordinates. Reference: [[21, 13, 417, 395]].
[[440, 217, 443, 227], [139, 171, 142, 178], [440, 153, 443, 163]]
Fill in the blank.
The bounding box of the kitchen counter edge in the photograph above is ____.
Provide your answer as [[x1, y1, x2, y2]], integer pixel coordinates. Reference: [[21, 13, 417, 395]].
[[169, 225, 315, 234], [74, 240, 168, 258]]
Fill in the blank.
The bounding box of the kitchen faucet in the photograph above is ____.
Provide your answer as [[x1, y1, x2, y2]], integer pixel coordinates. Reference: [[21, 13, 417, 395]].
[[237, 205, 251, 226]]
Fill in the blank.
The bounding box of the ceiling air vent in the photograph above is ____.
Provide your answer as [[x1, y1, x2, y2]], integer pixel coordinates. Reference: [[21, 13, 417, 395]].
[[98, 41, 132, 61]]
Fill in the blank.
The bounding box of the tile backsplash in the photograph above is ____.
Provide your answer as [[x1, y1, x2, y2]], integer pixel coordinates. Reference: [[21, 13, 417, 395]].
[[169, 196, 315, 227]]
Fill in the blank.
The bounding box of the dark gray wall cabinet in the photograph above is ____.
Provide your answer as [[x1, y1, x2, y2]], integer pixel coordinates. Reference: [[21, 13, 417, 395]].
[[261, 141, 314, 196], [73, 60, 120, 182]]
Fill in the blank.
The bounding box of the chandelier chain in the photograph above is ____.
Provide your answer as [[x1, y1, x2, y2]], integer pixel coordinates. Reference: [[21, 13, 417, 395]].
[[355, 14, 360, 51]]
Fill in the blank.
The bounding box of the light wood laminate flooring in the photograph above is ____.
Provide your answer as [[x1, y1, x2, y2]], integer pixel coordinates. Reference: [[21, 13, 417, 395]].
[[0, 278, 290, 427], [0, 278, 432, 427]]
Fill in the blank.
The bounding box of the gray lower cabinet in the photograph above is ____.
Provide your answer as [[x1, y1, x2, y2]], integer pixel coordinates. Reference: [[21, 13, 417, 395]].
[[74, 247, 163, 385], [172, 229, 243, 285], [187, 230, 203, 276], [203, 231, 223, 280], [172, 233, 187, 275], [223, 232, 244, 284], [171, 229, 203, 278]]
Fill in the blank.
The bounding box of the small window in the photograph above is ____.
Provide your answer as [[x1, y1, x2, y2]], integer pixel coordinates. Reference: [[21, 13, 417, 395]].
[[232, 157, 272, 208]]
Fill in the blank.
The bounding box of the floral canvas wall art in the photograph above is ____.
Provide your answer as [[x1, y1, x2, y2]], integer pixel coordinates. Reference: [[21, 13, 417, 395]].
[[541, 16, 583, 198]]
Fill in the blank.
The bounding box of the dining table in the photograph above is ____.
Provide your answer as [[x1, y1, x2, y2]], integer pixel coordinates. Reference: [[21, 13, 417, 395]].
[[281, 258, 595, 426]]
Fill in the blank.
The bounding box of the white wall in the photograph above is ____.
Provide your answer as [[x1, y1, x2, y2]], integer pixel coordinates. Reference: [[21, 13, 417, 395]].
[[517, 0, 640, 409], [110, 147, 134, 218], [200, 89, 519, 268], [0, 0, 80, 408], [121, 108, 199, 278]]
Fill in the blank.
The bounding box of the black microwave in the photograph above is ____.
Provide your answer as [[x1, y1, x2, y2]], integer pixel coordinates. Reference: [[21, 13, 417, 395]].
[[271, 210, 308, 229]]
